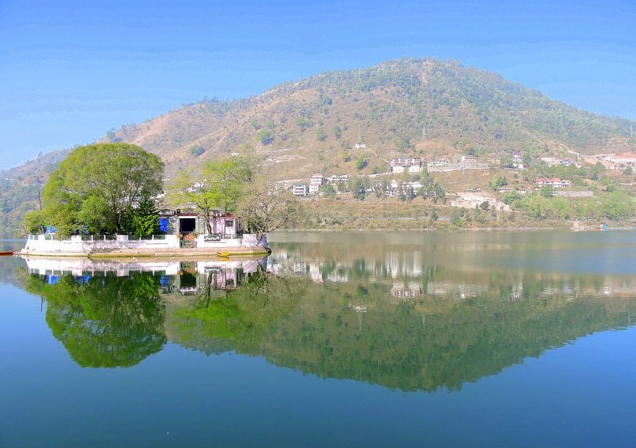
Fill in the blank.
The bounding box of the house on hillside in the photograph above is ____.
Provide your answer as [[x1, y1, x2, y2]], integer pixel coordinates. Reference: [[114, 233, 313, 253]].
[[382, 180, 422, 197], [292, 183, 309, 197], [390, 157, 423, 174], [309, 174, 325, 195], [327, 174, 348, 184], [535, 178, 571, 188], [427, 159, 448, 168]]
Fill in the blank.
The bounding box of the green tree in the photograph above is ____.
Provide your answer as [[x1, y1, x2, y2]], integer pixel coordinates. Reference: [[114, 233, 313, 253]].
[[256, 129, 274, 145], [502, 190, 520, 205], [126, 196, 160, 237], [170, 154, 257, 233], [316, 127, 326, 142], [490, 175, 507, 192], [355, 156, 367, 170], [319, 184, 336, 197], [22, 209, 46, 234], [41, 143, 164, 236], [601, 190, 635, 221], [190, 146, 205, 157], [450, 208, 464, 227], [349, 177, 370, 200], [540, 185, 554, 197], [296, 117, 312, 132]]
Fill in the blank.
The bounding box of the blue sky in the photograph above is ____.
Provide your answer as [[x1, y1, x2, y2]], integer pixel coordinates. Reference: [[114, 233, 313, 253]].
[[1, 0, 635, 170]]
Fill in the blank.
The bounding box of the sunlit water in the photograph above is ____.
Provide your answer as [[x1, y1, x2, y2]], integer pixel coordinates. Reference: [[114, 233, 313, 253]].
[[1, 231, 635, 447]]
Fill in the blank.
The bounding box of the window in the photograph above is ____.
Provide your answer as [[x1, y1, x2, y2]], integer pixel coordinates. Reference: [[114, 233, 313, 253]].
[[225, 220, 234, 227]]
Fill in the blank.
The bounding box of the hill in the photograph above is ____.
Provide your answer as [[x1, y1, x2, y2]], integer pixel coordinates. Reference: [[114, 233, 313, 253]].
[[2, 58, 636, 235], [0, 149, 69, 236], [104, 58, 636, 181]]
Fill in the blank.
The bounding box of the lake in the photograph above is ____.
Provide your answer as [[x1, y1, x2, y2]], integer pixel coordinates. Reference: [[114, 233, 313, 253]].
[[1, 231, 635, 447]]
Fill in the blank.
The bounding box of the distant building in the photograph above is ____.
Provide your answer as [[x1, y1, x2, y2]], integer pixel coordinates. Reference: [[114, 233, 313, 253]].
[[309, 174, 325, 195], [292, 183, 309, 197], [535, 178, 571, 188], [390, 157, 423, 174], [327, 174, 348, 184], [427, 159, 448, 168], [384, 179, 422, 197]]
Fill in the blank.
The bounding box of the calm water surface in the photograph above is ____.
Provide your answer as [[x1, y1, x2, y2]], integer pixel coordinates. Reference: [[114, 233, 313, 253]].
[[1, 232, 635, 447]]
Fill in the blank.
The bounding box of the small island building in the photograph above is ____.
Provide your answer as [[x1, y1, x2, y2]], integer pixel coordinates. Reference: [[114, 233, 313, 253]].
[[23, 209, 266, 256]]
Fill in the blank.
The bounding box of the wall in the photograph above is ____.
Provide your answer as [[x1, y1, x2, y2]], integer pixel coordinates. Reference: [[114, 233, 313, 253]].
[[23, 234, 180, 254], [195, 233, 260, 249]]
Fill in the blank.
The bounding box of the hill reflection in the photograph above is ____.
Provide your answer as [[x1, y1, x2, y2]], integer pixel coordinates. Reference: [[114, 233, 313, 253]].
[[19, 231, 636, 390]]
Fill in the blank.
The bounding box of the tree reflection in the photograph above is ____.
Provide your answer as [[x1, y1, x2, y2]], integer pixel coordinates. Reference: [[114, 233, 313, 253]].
[[21, 249, 636, 391], [25, 272, 166, 367], [168, 266, 306, 355], [168, 261, 636, 392]]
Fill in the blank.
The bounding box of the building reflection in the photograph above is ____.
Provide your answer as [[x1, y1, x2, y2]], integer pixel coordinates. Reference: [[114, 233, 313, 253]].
[[268, 249, 636, 300], [23, 256, 267, 295]]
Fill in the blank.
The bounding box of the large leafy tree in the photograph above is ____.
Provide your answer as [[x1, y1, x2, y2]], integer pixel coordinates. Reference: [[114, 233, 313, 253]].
[[42, 143, 164, 235]]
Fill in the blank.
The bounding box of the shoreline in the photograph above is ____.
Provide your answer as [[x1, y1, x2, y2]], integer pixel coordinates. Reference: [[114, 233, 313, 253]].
[[18, 246, 271, 259]]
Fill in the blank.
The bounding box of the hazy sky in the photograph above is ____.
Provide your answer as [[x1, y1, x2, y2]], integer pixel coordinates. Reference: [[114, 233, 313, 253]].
[[1, 0, 635, 170]]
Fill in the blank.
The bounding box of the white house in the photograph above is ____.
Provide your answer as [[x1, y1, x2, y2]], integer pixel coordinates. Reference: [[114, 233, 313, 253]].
[[390, 157, 423, 174], [309, 174, 325, 195], [292, 183, 309, 197]]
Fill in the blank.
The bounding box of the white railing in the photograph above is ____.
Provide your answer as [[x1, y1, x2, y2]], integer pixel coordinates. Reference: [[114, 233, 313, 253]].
[[23, 234, 180, 253]]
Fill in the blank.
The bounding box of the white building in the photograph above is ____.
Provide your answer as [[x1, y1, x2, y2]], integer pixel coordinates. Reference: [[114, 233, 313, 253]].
[[292, 183, 309, 197], [309, 174, 325, 195], [327, 174, 349, 184], [390, 157, 423, 174]]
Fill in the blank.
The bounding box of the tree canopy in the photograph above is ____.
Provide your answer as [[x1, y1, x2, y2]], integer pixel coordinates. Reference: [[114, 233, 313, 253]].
[[169, 150, 257, 233], [38, 143, 164, 235], [169, 146, 301, 238]]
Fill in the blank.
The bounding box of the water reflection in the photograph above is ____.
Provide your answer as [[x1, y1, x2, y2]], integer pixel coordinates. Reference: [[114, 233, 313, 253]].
[[24, 267, 167, 368], [22, 257, 281, 368], [18, 231, 636, 391]]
